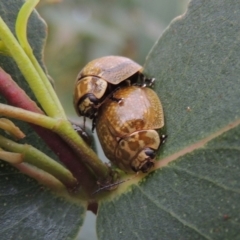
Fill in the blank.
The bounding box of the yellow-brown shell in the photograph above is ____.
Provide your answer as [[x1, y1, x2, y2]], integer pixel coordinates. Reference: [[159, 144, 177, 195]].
[[97, 86, 164, 136], [74, 77, 108, 116], [77, 56, 142, 84], [96, 86, 164, 173]]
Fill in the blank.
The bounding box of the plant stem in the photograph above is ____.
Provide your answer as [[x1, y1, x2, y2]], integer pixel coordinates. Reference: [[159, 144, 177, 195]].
[[0, 40, 10, 55], [0, 17, 65, 118], [16, 0, 40, 54], [0, 70, 100, 194], [0, 118, 25, 139], [0, 135, 77, 187], [0, 103, 110, 181], [0, 103, 57, 129], [0, 150, 22, 164], [14, 162, 68, 193], [56, 121, 110, 180], [15, 0, 65, 114], [0, 13, 110, 186]]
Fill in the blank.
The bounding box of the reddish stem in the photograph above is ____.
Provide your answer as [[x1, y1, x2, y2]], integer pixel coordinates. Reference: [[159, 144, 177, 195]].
[[0, 68, 97, 194], [88, 201, 98, 215]]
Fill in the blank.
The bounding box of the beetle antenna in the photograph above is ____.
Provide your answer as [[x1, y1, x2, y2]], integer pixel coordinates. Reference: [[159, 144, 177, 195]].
[[92, 173, 138, 195]]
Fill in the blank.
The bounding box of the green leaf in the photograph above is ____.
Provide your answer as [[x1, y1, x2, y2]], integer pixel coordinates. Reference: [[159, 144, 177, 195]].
[[97, 0, 240, 239], [0, 0, 86, 239], [0, 162, 86, 240]]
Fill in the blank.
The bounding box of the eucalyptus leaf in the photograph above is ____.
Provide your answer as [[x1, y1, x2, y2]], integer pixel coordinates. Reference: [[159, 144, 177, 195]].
[[1, 0, 240, 239], [97, 0, 240, 239]]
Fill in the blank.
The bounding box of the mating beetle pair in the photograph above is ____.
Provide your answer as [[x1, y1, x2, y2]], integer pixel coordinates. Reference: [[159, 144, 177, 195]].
[[74, 56, 166, 173], [74, 56, 154, 121]]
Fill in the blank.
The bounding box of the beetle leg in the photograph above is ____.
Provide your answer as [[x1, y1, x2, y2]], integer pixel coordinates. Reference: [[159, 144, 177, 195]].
[[145, 77, 155, 87], [109, 92, 123, 104], [70, 120, 92, 146], [110, 95, 122, 102], [142, 77, 155, 87], [106, 84, 126, 103], [83, 116, 86, 130], [159, 134, 168, 147], [137, 73, 155, 87], [109, 86, 124, 103], [93, 173, 138, 194], [91, 115, 97, 132]]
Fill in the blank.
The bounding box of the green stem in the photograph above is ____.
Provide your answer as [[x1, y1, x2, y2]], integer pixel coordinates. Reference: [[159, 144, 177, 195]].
[[56, 121, 110, 180], [0, 3, 110, 186], [0, 117, 25, 139], [0, 103, 57, 129], [0, 40, 10, 55], [0, 135, 77, 187], [0, 150, 22, 164], [15, 0, 40, 54], [0, 103, 110, 180], [15, 0, 65, 114], [14, 163, 68, 193], [0, 17, 65, 119]]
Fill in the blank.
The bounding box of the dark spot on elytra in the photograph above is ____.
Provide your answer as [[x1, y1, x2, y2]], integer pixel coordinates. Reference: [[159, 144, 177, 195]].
[[120, 125, 130, 134], [141, 134, 155, 145], [118, 147, 131, 160], [128, 140, 140, 151]]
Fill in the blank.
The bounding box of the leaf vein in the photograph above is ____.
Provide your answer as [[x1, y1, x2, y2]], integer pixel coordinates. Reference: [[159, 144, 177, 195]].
[[169, 166, 240, 194], [136, 185, 212, 240]]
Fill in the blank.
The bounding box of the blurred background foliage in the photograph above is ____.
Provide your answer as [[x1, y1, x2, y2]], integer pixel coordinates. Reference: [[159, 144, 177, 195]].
[[37, 1, 188, 239], [37, 0, 188, 117]]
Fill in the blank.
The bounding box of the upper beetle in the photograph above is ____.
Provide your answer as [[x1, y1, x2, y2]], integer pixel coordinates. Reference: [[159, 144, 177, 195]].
[[96, 85, 166, 173], [74, 56, 154, 120]]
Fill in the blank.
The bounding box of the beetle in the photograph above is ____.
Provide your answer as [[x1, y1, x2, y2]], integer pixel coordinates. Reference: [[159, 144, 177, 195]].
[[96, 85, 166, 173], [74, 56, 154, 122]]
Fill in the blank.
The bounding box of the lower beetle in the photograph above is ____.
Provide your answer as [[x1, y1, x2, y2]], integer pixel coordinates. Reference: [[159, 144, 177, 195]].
[[96, 85, 166, 173]]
